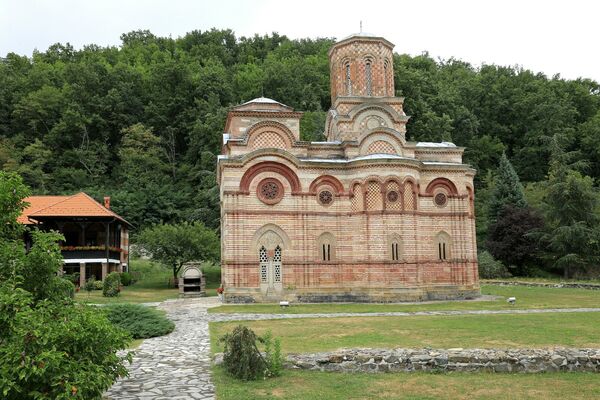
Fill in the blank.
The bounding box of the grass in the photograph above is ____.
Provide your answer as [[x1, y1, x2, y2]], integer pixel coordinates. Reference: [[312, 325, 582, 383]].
[[210, 312, 600, 354], [213, 368, 600, 400], [75, 258, 220, 304], [129, 338, 144, 349], [209, 284, 600, 314]]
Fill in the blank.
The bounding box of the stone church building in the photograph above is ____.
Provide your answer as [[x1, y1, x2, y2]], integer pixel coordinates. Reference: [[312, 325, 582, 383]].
[[217, 33, 479, 303]]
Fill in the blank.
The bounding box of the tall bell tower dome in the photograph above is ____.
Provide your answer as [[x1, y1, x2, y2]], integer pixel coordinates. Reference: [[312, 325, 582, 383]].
[[328, 33, 395, 103]]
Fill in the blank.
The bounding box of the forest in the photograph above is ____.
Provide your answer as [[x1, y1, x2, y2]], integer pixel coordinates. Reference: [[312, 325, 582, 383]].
[[1, 28, 599, 277]]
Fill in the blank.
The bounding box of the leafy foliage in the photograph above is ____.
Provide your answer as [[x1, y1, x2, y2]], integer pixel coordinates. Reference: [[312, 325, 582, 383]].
[[486, 205, 544, 275], [488, 153, 528, 222], [137, 222, 219, 283], [120, 272, 133, 286], [219, 325, 284, 380], [477, 251, 511, 279], [0, 172, 131, 399], [103, 272, 121, 297], [104, 304, 175, 339]]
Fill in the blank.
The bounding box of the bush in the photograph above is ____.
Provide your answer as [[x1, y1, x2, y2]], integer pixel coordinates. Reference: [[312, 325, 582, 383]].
[[104, 304, 175, 339], [478, 251, 511, 279], [93, 280, 104, 290], [83, 276, 96, 293], [103, 272, 121, 297], [203, 262, 221, 286], [120, 272, 133, 286], [219, 325, 284, 380]]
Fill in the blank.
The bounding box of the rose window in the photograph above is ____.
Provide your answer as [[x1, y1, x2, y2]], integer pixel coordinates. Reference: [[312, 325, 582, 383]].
[[318, 190, 333, 206], [257, 178, 283, 204], [434, 192, 448, 207], [387, 190, 399, 203]]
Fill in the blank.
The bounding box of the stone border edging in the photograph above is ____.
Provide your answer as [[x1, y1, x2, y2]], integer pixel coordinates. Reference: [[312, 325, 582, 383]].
[[278, 348, 600, 373], [485, 280, 600, 290]]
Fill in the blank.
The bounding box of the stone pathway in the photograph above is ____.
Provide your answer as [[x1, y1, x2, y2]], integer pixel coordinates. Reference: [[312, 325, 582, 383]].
[[104, 297, 220, 400], [105, 300, 600, 399]]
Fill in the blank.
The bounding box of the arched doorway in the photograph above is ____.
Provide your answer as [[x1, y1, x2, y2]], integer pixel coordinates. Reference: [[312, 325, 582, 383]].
[[253, 226, 289, 296]]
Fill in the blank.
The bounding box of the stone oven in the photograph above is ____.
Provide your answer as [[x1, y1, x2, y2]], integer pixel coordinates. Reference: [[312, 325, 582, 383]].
[[178, 263, 206, 297]]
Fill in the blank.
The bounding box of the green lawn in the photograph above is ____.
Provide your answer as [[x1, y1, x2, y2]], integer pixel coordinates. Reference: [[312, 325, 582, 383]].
[[214, 368, 600, 400], [210, 312, 600, 354], [75, 258, 219, 304], [209, 284, 600, 314]]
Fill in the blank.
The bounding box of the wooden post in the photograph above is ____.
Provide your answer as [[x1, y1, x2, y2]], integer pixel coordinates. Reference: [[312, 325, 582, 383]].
[[79, 262, 86, 287]]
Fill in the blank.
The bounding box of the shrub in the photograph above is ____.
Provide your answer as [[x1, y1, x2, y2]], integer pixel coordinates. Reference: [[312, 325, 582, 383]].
[[219, 325, 284, 380], [263, 330, 284, 377], [104, 304, 175, 339], [220, 325, 266, 380], [120, 272, 133, 286], [103, 272, 121, 297], [478, 251, 511, 279], [83, 276, 96, 294], [93, 280, 103, 290], [203, 262, 221, 286]]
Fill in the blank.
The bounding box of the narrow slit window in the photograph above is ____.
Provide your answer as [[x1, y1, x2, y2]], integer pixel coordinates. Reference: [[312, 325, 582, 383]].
[[438, 243, 442, 260], [384, 62, 388, 96], [345, 63, 352, 95], [395, 243, 399, 261], [322, 244, 326, 261], [365, 61, 372, 96], [443, 243, 446, 260], [327, 244, 331, 261]]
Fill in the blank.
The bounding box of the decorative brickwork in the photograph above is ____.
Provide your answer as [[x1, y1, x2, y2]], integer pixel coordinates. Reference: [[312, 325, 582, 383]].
[[218, 33, 479, 303], [368, 140, 396, 155]]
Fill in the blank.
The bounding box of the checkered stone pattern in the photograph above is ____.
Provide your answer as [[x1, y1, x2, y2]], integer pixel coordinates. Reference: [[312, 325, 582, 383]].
[[351, 183, 363, 212], [404, 184, 416, 210], [367, 140, 396, 155], [365, 181, 383, 211], [250, 131, 287, 150]]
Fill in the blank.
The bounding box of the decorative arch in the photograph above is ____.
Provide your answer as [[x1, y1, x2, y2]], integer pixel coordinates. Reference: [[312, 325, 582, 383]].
[[466, 184, 475, 216], [349, 104, 403, 126], [402, 176, 418, 211], [358, 131, 403, 156], [245, 121, 296, 147], [309, 175, 345, 195], [317, 232, 336, 262], [240, 161, 302, 195], [425, 178, 459, 196], [250, 224, 292, 251]]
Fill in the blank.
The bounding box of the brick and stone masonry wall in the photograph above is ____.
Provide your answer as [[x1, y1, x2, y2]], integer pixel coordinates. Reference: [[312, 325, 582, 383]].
[[279, 348, 600, 373]]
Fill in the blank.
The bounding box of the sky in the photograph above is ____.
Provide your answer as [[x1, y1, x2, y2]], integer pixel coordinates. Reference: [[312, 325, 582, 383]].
[[1, 0, 598, 81]]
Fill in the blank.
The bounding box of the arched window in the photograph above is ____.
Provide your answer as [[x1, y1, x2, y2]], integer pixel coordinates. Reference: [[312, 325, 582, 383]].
[[383, 60, 389, 96], [259, 246, 268, 283], [345, 62, 352, 95], [317, 232, 336, 262], [388, 234, 402, 261], [435, 232, 451, 261], [365, 60, 373, 96]]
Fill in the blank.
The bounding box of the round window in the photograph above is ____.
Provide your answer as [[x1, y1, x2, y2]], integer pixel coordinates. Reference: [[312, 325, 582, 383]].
[[386, 190, 399, 203], [434, 192, 448, 207], [318, 190, 333, 206], [257, 178, 284, 205]]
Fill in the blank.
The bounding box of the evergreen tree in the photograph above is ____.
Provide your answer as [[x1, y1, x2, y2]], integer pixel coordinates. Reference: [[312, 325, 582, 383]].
[[488, 152, 527, 223], [539, 134, 600, 278]]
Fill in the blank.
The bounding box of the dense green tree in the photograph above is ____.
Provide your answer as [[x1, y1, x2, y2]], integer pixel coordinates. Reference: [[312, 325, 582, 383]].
[[137, 222, 220, 283], [488, 153, 528, 223], [0, 172, 131, 399], [539, 135, 600, 278]]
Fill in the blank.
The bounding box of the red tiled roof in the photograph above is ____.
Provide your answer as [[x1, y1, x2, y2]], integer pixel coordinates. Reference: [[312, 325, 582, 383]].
[[19, 192, 130, 226]]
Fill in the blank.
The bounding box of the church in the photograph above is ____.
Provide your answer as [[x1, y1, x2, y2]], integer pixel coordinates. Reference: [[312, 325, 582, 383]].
[[217, 33, 480, 303]]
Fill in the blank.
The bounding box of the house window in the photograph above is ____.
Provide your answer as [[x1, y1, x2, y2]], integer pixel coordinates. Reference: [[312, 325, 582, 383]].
[[436, 232, 451, 261], [365, 61, 372, 96], [389, 234, 402, 261], [317, 233, 335, 262], [345, 63, 352, 95], [384, 60, 389, 96], [391, 242, 400, 261]]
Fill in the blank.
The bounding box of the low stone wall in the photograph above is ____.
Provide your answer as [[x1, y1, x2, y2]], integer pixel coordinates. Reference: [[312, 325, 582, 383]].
[[285, 348, 600, 373], [485, 280, 600, 290]]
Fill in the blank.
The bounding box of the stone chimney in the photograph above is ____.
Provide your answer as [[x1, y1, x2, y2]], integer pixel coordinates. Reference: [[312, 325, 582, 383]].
[[104, 196, 111, 209]]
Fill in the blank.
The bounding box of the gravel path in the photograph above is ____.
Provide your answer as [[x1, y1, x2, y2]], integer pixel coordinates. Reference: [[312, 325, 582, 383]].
[[105, 299, 600, 399]]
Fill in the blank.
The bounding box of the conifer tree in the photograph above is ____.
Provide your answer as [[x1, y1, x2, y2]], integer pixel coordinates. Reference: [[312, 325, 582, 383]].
[[488, 152, 527, 223]]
